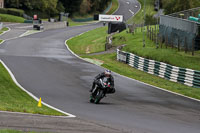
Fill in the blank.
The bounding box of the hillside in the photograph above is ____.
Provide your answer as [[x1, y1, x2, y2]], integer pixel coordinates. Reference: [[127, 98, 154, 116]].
[[5, 0, 112, 18]]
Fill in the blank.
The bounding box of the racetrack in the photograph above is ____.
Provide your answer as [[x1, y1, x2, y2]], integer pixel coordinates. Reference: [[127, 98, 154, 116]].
[[0, 0, 200, 133]]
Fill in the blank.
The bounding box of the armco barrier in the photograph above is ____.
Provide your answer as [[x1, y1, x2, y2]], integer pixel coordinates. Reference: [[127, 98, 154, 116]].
[[117, 49, 200, 88], [43, 21, 67, 30]]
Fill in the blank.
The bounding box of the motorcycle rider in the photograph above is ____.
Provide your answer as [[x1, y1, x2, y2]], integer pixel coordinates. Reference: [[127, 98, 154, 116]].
[[90, 70, 115, 94]]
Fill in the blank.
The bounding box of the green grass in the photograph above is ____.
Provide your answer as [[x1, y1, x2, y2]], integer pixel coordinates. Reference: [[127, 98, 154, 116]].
[[127, 0, 156, 24], [106, 0, 119, 14], [0, 63, 65, 116], [67, 26, 200, 100], [67, 27, 108, 54], [112, 29, 200, 71], [0, 14, 25, 23], [82, 53, 200, 100], [1, 27, 9, 32], [0, 27, 9, 35], [68, 18, 88, 26]]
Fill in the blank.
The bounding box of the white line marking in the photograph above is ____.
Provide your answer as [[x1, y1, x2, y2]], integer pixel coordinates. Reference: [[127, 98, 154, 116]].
[[0, 27, 11, 36], [129, 9, 135, 15], [0, 110, 73, 118], [16, 25, 33, 29], [3, 23, 21, 27], [0, 40, 5, 45], [126, 2, 130, 4], [19, 30, 30, 37], [0, 60, 76, 118]]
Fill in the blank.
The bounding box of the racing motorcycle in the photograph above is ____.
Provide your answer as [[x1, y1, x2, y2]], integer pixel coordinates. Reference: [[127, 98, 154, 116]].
[[90, 77, 111, 104]]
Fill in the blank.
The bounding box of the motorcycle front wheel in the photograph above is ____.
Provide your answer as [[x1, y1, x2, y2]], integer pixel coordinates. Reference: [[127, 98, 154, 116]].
[[94, 90, 104, 104]]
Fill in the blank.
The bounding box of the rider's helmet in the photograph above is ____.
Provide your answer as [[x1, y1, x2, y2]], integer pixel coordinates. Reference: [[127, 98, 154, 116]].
[[104, 70, 111, 77]]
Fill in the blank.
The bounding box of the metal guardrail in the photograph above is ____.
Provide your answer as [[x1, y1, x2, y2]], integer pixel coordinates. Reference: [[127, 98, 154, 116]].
[[117, 49, 200, 88]]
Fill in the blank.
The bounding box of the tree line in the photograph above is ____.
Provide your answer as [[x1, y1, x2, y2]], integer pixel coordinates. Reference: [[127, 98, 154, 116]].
[[162, 0, 200, 14], [5, 0, 111, 17]]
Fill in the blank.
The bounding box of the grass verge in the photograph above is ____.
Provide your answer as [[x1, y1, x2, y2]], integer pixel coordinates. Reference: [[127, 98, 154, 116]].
[[0, 63, 65, 116], [67, 26, 108, 54], [0, 14, 25, 23], [67, 26, 200, 100], [68, 18, 88, 27], [106, 0, 119, 14], [0, 27, 9, 35], [112, 29, 200, 71], [127, 0, 156, 24]]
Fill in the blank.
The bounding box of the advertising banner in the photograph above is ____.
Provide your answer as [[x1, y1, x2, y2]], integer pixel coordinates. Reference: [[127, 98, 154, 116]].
[[99, 14, 123, 22]]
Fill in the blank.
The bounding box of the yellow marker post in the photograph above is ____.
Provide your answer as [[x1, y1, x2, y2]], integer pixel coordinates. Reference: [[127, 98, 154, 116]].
[[38, 97, 42, 107]]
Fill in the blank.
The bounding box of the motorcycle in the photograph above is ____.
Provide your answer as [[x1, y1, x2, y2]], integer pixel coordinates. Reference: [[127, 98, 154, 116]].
[[90, 77, 111, 104]]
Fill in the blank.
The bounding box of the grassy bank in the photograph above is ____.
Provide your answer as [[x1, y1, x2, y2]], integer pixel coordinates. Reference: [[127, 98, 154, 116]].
[[127, 0, 156, 24], [0, 14, 25, 23], [67, 26, 200, 100], [68, 18, 88, 27], [67, 26, 200, 71], [0, 63, 64, 116], [67, 27, 107, 54], [0, 27, 9, 35], [113, 30, 200, 71], [106, 0, 119, 14]]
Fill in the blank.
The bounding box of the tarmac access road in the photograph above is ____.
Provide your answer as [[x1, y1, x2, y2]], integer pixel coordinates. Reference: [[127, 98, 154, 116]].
[[0, 0, 200, 133]]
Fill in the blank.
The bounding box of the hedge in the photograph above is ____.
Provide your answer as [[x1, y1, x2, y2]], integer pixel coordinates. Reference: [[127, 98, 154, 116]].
[[0, 8, 24, 17]]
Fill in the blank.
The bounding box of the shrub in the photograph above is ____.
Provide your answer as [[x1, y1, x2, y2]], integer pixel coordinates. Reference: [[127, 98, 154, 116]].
[[0, 8, 24, 17]]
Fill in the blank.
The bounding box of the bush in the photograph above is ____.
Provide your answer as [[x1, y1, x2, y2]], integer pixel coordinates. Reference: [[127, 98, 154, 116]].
[[0, 13, 25, 23], [145, 14, 157, 25], [0, 8, 7, 14], [0, 8, 24, 17]]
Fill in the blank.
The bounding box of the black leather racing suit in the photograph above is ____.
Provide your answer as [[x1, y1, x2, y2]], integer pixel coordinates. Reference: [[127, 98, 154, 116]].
[[91, 72, 115, 94]]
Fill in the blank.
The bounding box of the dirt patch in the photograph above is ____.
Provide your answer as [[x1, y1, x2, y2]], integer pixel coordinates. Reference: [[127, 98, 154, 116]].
[[93, 58, 104, 64], [92, 37, 104, 43], [86, 46, 91, 54]]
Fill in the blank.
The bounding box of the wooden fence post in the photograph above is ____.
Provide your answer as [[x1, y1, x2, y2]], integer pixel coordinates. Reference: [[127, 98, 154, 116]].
[[166, 34, 168, 49], [185, 37, 188, 53], [171, 33, 174, 49], [152, 28, 154, 41], [178, 37, 180, 51], [192, 39, 195, 56], [160, 36, 162, 48]]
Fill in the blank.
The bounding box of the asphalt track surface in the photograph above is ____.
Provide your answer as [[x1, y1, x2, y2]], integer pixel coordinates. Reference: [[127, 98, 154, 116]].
[[0, 0, 200, 133]]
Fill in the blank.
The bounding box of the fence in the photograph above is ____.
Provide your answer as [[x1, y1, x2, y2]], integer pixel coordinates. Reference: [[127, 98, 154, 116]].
[[43, 21, 67, 30], [117, 49, 200, 88]]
